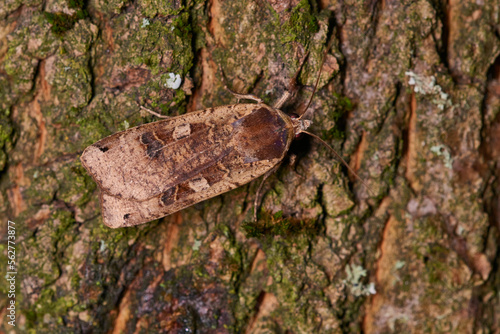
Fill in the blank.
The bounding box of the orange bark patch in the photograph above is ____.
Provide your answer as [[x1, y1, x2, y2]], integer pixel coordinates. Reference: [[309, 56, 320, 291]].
[[405, 92, 421, 191], [350, 130, 367, 178], [112, 286, 132, 334], [29, 95, 47, 163], [161, 213, 183, 271], [363, 214, 398, 334], [208, 0, 225, 46], [7, 185, 26, 217], [245, 292, 279, 334], [189, 47, 218, 111]]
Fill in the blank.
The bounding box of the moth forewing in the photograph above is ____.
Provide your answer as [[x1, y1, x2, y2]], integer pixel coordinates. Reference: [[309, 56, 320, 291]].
[[81, 103, 296, 228]]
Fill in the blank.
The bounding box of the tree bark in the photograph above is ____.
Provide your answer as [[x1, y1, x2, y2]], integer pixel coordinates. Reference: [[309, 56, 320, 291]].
[[0, 0, 499, 332]]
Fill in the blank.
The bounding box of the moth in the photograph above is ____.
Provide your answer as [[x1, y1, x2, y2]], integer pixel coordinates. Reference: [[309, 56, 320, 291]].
[[81, 52, 365, 228]]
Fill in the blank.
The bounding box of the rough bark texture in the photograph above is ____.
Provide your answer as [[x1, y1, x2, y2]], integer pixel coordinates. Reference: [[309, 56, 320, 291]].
[[0, 0, 499, 333]]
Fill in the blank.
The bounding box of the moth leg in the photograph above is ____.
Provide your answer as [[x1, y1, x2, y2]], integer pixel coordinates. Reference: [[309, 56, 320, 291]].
[[273, 52, 310, 109], [253, 163, 282, 222], [228, 90, 263, 104], [218, 64, 263, 104], [140, 106, 171, 119], [227, 89, 263, 104]]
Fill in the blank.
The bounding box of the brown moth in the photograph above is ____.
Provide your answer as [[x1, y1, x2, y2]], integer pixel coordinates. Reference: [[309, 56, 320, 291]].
[[81, 51, 366, 228], [81, 100, 313, 228]]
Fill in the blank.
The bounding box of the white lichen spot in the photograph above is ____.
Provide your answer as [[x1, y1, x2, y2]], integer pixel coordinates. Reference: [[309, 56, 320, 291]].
[[165, 73, 182, 89], [141, 18, 150, 28], [405, 71, 453, 110], [99, 240, 107, 252], [394, 260, 405, 270], [122, 120, 130, 130], [430, 144, 453, 169], [192, 239, 202, 251], [342, 264, 377, 297]]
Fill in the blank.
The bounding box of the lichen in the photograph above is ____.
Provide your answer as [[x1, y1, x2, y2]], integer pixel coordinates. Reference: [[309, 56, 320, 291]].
[[430, 144, 453, 169], [164, 73, 182, 89], [342, 264, 376, 297], [405, 71, 453, 110]]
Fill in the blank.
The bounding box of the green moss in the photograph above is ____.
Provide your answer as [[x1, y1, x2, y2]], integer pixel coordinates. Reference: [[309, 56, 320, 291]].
[[67, 0, 84, 9], [0, 112, 13, 171], [138, 0, 184, 17], [25, 168, 59, 204], [193, 265, 210, 278], [273, 211, 283, 219], [25, 286, 78, 331], [42, 29, 95, 114], [62, 20, 96, 56], [76, 96, 141, 147], [119, 13, 193, 114], [242, 212, 317, 240], [232, 210, 330, 331], [93, 0, 128, 15], [401, 273, 412, 292], [51, 210, 77, 241], [260, 235, 321, 329], [18, 211, 81, 316], [172, 12, 192, 40], [44, 9, 88, 36], [57, 161, 96, 206], [280, 0, 319, 45], [43, 0, 88, 36], [44, 12, 76, 35], [321, 94, 353, 141], [424, 244, 450, 284]]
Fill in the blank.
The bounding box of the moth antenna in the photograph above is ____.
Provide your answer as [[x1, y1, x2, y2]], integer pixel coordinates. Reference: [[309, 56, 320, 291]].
[[300, 130, 374, 196], [140, 106, 170, 119], [218, 64, 263, 103], [298, 36, 336, 121], [293, 51, 310, 82], [298, 53, 326, 121]]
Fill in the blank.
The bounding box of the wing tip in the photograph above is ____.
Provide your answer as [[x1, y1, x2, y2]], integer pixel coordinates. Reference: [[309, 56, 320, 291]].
[[100, 192, 146, 228]]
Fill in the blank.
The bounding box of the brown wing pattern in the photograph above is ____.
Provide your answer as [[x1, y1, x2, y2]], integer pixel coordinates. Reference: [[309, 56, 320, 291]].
[[81, 104, 295, 227], [82, 105, 243, 201]]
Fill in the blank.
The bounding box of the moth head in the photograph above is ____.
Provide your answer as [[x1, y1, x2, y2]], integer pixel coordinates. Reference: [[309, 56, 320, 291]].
[[290, 113, 312, 137], [292, 118, 312, 137]]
